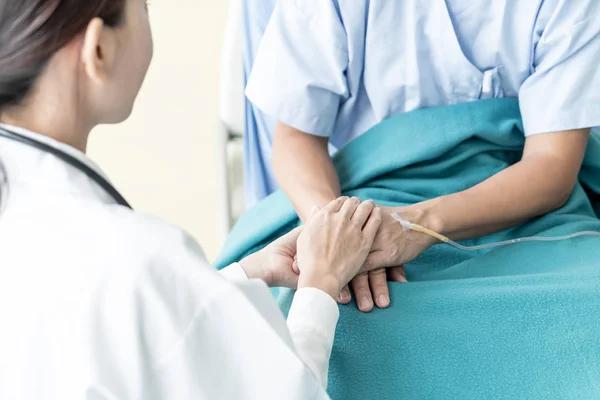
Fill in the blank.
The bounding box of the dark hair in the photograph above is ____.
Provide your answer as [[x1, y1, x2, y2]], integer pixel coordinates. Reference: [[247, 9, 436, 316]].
[[0, 0, 127, 208], [0, 159, 5, 210]]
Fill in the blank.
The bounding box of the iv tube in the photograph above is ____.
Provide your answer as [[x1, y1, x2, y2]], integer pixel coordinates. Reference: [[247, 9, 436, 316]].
[[391, 213, 600, 251]]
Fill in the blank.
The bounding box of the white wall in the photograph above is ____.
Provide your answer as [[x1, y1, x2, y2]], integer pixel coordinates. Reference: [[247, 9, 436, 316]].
[[89, 0, 229, 261]]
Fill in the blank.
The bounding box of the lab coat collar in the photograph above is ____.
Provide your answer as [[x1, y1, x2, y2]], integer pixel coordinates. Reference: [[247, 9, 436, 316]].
[[0, 123, 119, 206]]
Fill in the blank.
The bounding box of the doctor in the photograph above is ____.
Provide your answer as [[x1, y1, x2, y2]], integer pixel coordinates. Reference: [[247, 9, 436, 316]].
[[246, 0, 600, 312], [0, 0, 382, 398]]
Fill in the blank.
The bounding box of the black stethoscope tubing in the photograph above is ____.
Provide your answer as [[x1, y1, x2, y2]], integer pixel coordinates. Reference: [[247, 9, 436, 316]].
[[0, 127, 132, 209]]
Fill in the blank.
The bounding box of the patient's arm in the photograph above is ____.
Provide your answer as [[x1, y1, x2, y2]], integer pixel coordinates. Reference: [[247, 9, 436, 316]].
[[364, 128, 591, 270], [273, 122, 400, 312], [415, 128, 590, 240], [273, 122, 340, 222]]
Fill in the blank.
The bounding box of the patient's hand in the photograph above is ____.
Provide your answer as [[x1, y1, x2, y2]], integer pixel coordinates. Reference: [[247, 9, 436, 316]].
[[341, 266, 407, 312], [346, 206, 434, 312], [366, 207, 435, 268]]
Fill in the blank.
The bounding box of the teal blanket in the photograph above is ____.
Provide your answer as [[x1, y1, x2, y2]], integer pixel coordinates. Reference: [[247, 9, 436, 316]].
[[216, 99, 600, 399]]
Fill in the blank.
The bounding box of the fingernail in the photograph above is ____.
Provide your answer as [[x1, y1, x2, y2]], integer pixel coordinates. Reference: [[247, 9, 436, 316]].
[[360, 297, 372, 310], [378, 294, 390, 307], [340, 288, 350, 302], [340, 290, 350, 303]]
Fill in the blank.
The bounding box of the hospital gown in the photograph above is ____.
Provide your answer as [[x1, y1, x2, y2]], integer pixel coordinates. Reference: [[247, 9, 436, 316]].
[[244, 0, 600, 206]]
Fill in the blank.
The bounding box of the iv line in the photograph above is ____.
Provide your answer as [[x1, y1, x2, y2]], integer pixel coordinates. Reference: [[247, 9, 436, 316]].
[[391, 213, 600, 251]]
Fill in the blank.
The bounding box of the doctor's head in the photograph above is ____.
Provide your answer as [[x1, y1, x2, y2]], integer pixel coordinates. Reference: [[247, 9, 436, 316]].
[[0, 0, 153, 135]]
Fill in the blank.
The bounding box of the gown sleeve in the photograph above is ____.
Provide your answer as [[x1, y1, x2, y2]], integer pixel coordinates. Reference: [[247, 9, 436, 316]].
[[245, 0, 350, 137], [519, 0, 600, 136]]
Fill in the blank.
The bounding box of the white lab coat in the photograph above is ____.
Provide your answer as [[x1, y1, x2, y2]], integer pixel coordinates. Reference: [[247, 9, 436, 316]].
[[0, 125, 337, 400]]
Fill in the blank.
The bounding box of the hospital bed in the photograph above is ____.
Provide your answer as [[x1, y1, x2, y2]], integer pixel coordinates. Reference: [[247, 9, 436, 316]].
[[217, 0, 277, 241], [217, 0, 246, 241]]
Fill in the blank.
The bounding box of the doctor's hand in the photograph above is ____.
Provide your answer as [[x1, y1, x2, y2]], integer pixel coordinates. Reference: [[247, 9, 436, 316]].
[[346, 206, 436, 312], [240, 226, 304, 288], [296, 197, 382, 300]]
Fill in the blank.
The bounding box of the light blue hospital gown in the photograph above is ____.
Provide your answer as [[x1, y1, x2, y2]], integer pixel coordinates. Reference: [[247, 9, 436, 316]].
[[244, 0, 600, 206]]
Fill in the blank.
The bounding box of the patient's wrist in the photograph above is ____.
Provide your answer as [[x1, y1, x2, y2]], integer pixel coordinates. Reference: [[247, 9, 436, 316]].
[[298, 194, 340, 222], [399, 201, 445, 243], [418, 204, 445, 235]]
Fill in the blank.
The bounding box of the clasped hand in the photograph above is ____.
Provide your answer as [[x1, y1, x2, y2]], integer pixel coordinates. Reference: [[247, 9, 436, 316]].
[[341, 205, 435, 312], [241, 198, 435, 312], [240, 197, 382, 300]]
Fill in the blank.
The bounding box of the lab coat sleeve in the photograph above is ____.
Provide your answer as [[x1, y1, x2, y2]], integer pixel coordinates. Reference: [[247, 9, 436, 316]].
[[148, 278, 336, 399], [519, 0, 600, 136], [219, 263, 339, 387], [286, 287, 339, 388], [219, 262, 249, 280], [245, 0, 350, 137], [136, 230, 338, 399]]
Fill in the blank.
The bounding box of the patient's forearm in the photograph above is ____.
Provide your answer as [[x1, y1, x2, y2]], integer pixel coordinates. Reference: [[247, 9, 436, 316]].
[[273, 122, 341, 221], [410, 129, 590, 241], [415, 157, 576, 240]]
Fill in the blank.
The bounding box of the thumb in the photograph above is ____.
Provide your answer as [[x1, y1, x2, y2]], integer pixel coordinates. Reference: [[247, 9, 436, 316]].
[[287, 225, 304, 241], [280, 225, 304, 247], [271, 225, 304, 253]]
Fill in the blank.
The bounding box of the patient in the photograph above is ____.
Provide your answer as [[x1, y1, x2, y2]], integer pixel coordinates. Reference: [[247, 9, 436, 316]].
[[245, 0, 599, 311]]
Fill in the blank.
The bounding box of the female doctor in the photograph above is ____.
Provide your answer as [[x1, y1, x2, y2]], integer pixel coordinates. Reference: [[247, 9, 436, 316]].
[[0, 0, 382, 398], [246, 0, 600, 312]]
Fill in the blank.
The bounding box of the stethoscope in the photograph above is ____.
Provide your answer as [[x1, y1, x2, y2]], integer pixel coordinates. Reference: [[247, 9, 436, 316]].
[[0, 126, 132, 209]]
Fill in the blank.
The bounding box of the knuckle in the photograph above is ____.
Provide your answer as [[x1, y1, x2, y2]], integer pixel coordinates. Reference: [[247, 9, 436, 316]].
[[390, 245, 400, 258], [362, 200, 375, 209], [353, 282, 369, 292], [370, 269, 386, 279], [374, 283, 388, 291], [352, 276, 368, 288], [372, 284, 387, 294]]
